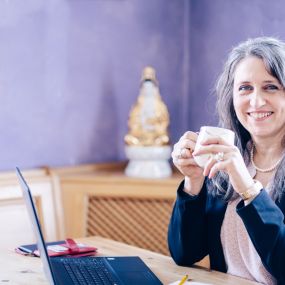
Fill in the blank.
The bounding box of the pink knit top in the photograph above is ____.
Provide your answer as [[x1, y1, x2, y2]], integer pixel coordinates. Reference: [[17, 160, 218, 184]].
[[220, 162, 277, 284]]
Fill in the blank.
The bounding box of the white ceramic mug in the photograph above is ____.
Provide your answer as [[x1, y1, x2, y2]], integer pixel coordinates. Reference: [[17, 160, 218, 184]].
[[193, 126, 235, 168]]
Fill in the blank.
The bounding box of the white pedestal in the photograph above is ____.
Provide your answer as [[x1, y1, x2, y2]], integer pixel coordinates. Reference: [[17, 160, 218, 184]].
[[125, 146, 172, 178]]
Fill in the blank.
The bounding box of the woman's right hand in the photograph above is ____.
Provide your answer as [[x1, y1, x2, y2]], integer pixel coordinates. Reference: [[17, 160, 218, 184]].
[[172, 131, 205, 195]]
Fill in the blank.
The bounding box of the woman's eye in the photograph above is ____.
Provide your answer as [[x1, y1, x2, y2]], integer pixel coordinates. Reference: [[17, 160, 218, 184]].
[[264, 84, 279, 90], [238, 85, 252, 91]]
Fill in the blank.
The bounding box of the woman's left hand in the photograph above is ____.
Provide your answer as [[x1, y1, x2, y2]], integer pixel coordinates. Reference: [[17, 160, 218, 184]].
[[192, 136, 254, 194]]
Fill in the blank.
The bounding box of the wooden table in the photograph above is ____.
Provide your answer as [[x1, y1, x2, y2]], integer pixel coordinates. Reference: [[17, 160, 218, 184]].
[[0, 236, 261, 285]]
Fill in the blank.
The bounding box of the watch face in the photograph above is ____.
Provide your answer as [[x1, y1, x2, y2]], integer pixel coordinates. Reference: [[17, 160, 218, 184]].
[[241, 192, 251, 200], [241, 180, 262, 200]]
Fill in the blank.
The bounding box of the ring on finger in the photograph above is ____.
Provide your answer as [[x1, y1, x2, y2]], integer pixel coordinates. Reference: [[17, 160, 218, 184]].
[[181, 148, 186, 159], [214, 152, 225, 162], [178, 148, 186, 159]]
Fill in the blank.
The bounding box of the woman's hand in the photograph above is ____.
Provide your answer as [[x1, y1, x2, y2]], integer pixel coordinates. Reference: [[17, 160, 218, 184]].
[[192, 136, 254, 194], [172, 131, 205, 195]]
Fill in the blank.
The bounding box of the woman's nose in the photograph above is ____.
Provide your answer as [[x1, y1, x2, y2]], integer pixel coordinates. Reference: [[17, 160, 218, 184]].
[[249, 91, 266, 108]]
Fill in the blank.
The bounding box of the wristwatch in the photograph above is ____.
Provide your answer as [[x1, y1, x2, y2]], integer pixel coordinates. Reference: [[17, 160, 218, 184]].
[[239, 180, 263, 200]]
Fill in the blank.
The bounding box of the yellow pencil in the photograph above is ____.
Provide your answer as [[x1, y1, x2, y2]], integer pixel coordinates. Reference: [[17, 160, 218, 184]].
[[178, 274, 188, 285]]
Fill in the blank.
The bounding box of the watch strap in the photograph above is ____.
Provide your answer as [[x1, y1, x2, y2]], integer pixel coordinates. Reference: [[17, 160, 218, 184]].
[[239, 180, 263, 200]]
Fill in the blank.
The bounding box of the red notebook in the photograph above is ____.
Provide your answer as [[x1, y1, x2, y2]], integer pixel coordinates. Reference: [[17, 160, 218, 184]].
[[16, 238, 97, 257]]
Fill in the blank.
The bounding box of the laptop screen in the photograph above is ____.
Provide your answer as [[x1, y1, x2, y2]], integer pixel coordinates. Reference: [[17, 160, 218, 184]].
[[16, 167, 56, 285]]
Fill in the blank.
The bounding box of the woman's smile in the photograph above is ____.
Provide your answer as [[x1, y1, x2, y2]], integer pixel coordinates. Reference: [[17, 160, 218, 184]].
[[247, 111, 273, 120]]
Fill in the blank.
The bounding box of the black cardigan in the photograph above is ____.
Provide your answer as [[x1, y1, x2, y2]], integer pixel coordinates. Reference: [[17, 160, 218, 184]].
[[168, 180, 285, 285]]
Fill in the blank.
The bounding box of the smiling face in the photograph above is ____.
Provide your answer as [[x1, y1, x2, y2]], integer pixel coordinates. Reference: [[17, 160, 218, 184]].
[[233, 56, 285, 142]]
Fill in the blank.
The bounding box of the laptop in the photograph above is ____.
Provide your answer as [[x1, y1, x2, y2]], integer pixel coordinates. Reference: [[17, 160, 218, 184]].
[[16, 167, 163, 285]]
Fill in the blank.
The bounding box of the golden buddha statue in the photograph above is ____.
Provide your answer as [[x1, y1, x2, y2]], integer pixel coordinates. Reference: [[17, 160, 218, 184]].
[[124, 66, 170, 146]]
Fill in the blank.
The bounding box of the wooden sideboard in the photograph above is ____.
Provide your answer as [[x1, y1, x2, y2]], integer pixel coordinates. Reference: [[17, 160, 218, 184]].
[[49, 163, 181, 253], [49, 162, 209, 268]]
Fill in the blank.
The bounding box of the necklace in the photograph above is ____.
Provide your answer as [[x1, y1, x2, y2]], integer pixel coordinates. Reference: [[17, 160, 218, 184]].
[[250, 146, 284, 173]]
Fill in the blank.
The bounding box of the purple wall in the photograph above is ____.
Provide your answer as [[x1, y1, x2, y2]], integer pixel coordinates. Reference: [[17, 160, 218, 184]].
[[0, 0, 188, 170], [1, 0, 285, 171]]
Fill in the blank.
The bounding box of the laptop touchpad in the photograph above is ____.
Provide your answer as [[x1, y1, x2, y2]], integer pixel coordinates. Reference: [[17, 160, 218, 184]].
[[117, 271, 159, 285], [106, 257, 162, 285]]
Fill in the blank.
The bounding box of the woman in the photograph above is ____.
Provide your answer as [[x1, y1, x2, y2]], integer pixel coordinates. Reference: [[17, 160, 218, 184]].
[[168, 37, 285, 285]]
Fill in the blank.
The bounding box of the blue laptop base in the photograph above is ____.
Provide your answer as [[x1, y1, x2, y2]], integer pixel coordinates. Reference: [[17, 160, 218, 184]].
[[51, 256, 162, 285]]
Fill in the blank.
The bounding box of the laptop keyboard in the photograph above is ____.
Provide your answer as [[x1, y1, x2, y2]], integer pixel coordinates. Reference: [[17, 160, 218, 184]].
[[61, 258, 118, 285]]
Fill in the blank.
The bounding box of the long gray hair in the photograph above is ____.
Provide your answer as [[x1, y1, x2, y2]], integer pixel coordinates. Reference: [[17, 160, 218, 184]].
[[209, 37, 285, 201]]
